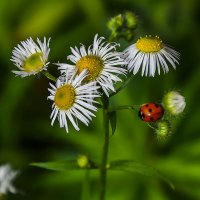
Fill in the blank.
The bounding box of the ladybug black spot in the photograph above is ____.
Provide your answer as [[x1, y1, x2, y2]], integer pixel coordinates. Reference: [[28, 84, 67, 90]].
[[150, 117, 154, 121], [155, 104, 159, 108], [145, 104, 149, 107], [149, 108, 152, 112]]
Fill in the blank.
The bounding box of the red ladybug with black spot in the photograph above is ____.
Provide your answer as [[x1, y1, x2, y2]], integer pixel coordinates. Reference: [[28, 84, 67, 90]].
[[138, 103, 164, 122]]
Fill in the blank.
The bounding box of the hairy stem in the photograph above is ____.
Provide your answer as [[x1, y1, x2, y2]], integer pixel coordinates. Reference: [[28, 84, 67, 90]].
[[99, 96, 110, 200]]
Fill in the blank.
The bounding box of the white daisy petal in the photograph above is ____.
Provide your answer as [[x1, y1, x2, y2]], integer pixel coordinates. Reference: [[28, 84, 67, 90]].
[[66, 111, 80, 131], [73, 103, 96, 119], [50, 107, 59, 126], [62, 112, 69, 132], [55, 63, 75, 75], [71, 107, 89, 125]]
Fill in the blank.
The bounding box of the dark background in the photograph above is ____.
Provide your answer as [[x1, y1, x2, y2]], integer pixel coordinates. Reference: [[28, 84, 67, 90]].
[[0, 0, 200, 199]]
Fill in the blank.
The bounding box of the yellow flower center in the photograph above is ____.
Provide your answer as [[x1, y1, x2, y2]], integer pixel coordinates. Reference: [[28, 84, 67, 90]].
[[23, 52, 44, 72], [76, 55, 104, 81], [54, 84, 76, 110], [136, 36, 163, 53]]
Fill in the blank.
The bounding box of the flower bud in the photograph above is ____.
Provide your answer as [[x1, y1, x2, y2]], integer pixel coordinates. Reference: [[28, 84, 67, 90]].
[[163, 91, 186, 115], [124, 11, 138, 29], [156, 120, 171, 140], [77, 155, 89, 168], [107, 14, 124, 32]]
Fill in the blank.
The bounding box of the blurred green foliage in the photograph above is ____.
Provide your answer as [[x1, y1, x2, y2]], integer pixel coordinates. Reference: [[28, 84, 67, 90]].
[[0, 0, 200, 199]]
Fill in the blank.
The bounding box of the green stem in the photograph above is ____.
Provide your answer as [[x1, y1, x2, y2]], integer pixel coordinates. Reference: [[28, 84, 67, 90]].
[[42, 71, 56, 82], [110, 75, 134, 97], [81, 170, 91, 200], [99, 96, 110, 200], [107, 105, 136, 113]]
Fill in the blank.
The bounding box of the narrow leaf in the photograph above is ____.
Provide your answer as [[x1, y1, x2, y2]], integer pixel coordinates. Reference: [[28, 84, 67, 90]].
[[31, 158, 98, 172], [109, 111, 117, 136], [30, 160, 80, 171], [109, 160, 175, 190]]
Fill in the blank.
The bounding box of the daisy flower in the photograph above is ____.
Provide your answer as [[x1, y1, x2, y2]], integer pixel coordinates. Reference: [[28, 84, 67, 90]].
[[123, 35, 180, 77], [57, 34, 126, 96], [11, 37, 50, 77], [0, 164, 19, 195], [48, 69, 100, 133]]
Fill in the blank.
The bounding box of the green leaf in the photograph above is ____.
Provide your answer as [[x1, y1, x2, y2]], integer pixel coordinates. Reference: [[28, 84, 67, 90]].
[[30, 157, 99, 172], [31, 160, 81, 171], [109, 111, 117, 136], [109, 160, 175, 190]]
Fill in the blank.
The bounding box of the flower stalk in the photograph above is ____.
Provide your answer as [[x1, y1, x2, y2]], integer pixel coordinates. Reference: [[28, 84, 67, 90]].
[[99, 95, 110, 200], [108, 105, 136, 113]]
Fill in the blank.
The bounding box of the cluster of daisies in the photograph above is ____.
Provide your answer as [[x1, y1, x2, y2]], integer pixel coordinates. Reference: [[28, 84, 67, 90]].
[[11, 34, 180, 133]]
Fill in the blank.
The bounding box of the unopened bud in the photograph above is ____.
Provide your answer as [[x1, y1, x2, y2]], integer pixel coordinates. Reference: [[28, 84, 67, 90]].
[[107, 14, 124, 32], [124, 11, 138, 29], [77, 155, 89, 168], [163, 91, 186, 116], [156, 120, 171, 140]]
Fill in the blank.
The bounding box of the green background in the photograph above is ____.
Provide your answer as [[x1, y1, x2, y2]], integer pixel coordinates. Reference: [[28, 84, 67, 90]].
[[0, 0, 200, 199]]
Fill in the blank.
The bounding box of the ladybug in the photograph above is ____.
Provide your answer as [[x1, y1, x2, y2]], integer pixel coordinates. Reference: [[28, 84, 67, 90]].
[[138, 103, 164, 122]]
